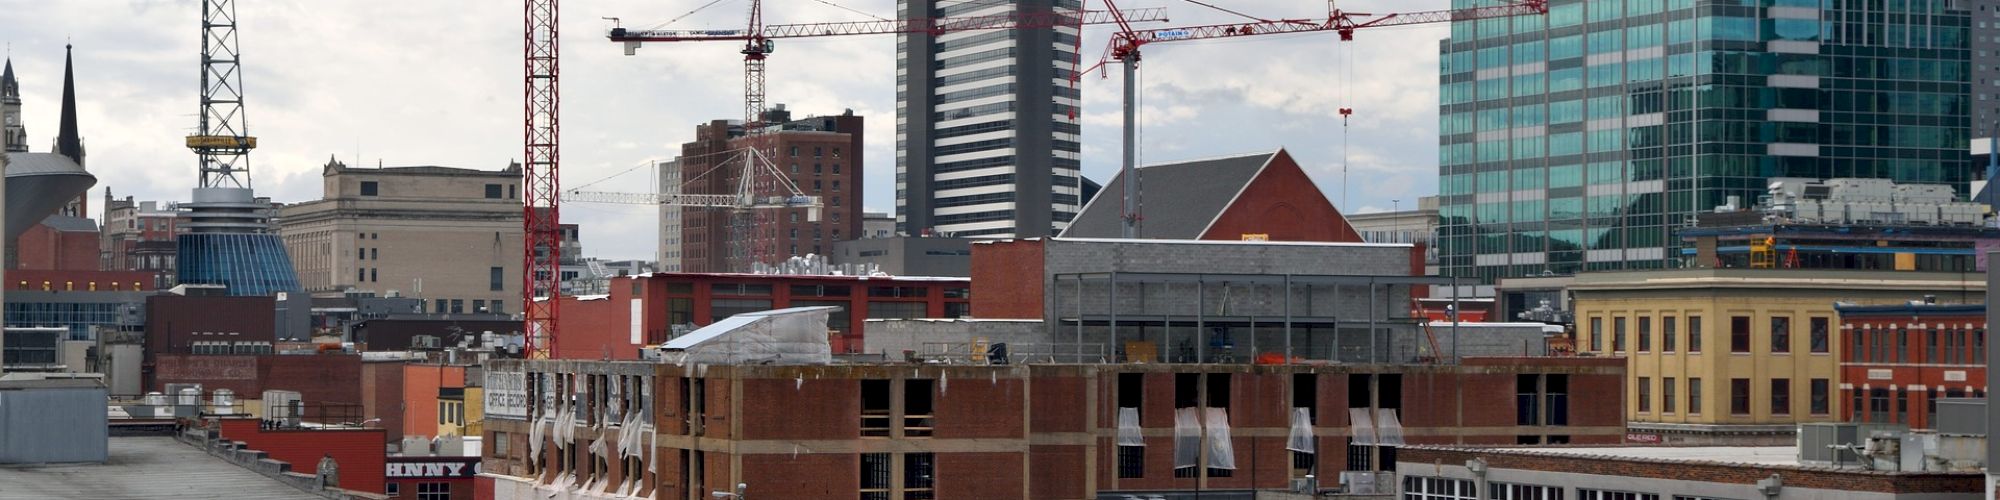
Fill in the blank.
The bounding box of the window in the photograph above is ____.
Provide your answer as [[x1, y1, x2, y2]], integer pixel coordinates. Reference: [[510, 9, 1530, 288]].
[[1730, 378, 1751, 415], [1588, 317, 1602, 352], [903, 453, 935, 500], [1688, 316, 1703, 352], [1662, 377, 1676, 414], [1578, 490, 1658, 500], [361, 181, 379, 196], [370, 248, 378, 260], [485, 184, 503, 199], [1662, 316, 1677, 352], [861, 380, 891, 437], [1809, 317, 1830, 353], [450, 299, 464, 314], [1118, 445, 1145, 479], [1613, 317, 1627, 352], [905, 379, 935, 437], [1401, 476, 1476, 500], [1637, 317, 1651, 352], [490, 267, 505, 291], [1810, 378, 1830, 415], [416, 482, 450, 500], [860, 452, 891, 500], [1637, 377, 1651, 413], [370, 268, 378, 282], [1689, 378, 1702, 414], [1491, 483, 1565, 500], [1771, 317, 1791, 353], [1516, 374, 1540, 426], [1730, 316, 1751, 353], [1771, 378, 1791, 415], [387, 483, 400, 496]]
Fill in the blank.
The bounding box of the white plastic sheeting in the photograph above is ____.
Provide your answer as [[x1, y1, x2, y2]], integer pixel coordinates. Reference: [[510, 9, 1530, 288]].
[[1349, 408, 1376, 445], [1286, 407, 1314, 453], [658, 306, 836, 365], [1374, 408, 1405, 446], [1116, 408, 1144, 447], [1203, 408, 1235, 470], [1173, 407, 1201, 469]]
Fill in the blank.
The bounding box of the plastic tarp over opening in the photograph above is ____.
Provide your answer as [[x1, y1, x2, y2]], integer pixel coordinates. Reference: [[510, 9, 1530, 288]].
[[1204, 408, 1235, 470], [1117, 408, 1144, 447], [659, 306, 836, 365], [1173, 407, 1201, 469], [1286, 407, 1314, 453]]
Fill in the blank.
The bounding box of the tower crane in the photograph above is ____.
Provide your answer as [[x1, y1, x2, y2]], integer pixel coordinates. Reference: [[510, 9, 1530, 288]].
[[1086, 0, 1549, 238], [524, 0, 560, 358], [583, 2, 1169, 270]]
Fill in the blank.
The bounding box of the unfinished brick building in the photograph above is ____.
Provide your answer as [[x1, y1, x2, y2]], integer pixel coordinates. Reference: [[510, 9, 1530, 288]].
[[476, 356, 1623, 499]]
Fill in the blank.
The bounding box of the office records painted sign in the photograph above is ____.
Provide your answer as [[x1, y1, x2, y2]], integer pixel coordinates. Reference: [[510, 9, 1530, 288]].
[[485, 371, 528, 420]]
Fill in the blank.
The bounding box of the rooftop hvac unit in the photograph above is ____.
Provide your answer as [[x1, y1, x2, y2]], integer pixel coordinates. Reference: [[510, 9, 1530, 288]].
[[400, 436, 433, 457], [211, 389, 236, 415]]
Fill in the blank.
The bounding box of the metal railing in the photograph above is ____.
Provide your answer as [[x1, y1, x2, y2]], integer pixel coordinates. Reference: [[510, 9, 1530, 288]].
[[916, 342, 1110, 364]]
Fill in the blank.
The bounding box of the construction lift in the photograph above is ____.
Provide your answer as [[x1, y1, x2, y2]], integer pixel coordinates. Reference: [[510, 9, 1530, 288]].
[[1083, 0, 1550, 238], [584, 2, 1169, 269]]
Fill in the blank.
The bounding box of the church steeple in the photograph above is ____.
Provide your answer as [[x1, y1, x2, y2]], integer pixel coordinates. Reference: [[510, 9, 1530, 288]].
[[54, 44, 82, 166], [2, 55, 25, 153]]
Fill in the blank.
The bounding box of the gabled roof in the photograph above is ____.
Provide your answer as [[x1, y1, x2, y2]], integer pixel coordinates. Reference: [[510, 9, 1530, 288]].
[[1061, 151, 1275, 240]]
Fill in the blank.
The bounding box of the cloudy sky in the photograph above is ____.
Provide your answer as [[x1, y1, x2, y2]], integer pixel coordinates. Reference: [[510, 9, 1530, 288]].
[[4, 0, 1452, 260]]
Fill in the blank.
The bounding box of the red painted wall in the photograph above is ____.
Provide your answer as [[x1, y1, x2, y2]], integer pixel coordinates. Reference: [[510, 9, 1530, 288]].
[[216, 417, 389, 494], [1199, 149, 1363, 243], [970, 239, 1046, 319], [1840, 310, 1988, 429], [402, 364, 467, 439], [153, 354, 363, 406]]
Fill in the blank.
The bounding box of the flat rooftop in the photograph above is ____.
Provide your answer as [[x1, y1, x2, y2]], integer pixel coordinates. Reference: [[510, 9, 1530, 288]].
[[0, 436, 326, 499], [1494, 445, 1800, 467]]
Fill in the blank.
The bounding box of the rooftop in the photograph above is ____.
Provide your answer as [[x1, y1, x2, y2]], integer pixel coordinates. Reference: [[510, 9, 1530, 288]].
[[0, 436, 326, 499], [1493, 445, 1802, 467]]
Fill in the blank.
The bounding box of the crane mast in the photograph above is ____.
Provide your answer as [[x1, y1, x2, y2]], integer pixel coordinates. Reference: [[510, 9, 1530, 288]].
[[524, 0, 561, 357]]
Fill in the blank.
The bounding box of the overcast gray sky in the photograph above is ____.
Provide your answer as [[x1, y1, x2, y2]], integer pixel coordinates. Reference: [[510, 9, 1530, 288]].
[[5, 0, 1451, 260]]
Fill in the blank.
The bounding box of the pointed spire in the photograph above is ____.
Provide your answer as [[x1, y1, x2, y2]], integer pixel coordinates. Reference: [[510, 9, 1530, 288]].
[[55, 44, 82, 166], [2, 56, 16, 99]]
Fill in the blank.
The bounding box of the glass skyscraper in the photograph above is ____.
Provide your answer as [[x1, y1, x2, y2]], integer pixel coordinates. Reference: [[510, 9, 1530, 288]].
[[1437, 0, 1972, 283]]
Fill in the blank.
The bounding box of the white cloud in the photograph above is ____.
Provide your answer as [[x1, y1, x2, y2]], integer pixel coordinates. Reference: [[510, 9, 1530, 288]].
[[10, 0, 1450, 260]]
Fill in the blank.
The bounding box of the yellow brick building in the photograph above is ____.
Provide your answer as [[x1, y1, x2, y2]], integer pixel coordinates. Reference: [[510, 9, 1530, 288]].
[[1568, 269, 1982, 443]]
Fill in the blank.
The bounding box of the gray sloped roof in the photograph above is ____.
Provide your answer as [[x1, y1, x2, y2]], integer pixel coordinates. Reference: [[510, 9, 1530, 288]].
[[1061, 151, 1275, 239], [39, 214, 96, 232]]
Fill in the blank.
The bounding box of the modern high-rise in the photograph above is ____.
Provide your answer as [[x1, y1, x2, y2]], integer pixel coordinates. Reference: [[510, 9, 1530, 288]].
[[896, 0, 1084, 238], [1974, 0, 2000, 138], [1438, 0, 1973, 283]]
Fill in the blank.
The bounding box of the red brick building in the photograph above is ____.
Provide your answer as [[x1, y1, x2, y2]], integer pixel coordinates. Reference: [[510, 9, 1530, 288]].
[[552, 272, 969, 358], [1059, 148, 1364, 243], [476, 357, 1625, 499], [14, 215, 98, 270], [152, 354, 363, 407], [676, 108, 864, 273], [1837, 303, 1987, 429]]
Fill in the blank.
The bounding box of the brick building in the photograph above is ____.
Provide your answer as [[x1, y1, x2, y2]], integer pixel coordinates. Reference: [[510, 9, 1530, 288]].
[[13, 214, 96, 270], [99, 192, 187, 289], [153, 354, 363, 408], [1059, 148, 1364, 243], [551, 272, 969, 358], [206, 416, 389, 494], [672, 107, 864, 273], [476, 356, 1624, 499], [1836, 302, 1987, 430]]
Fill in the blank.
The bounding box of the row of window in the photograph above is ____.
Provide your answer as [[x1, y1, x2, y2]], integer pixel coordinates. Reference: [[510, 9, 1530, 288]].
[[429, 298, 502, 315], [1635, 376, 1830, 416], [1849, 323, 1987, 365], [1586, 315, 1833, 355]]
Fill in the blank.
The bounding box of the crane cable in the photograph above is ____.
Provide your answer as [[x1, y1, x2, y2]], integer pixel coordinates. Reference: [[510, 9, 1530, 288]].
[[1339, 37, 1353, 214]]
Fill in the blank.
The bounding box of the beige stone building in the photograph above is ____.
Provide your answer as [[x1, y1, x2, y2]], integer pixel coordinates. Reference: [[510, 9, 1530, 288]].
[[280, 158, 523, 314]]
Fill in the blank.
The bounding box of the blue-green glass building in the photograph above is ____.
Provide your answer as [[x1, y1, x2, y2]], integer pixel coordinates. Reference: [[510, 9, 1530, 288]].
[[1437, 0, 1972, 283]]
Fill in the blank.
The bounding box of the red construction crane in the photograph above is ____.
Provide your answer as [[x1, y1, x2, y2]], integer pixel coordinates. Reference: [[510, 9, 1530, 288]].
[[524, 0, 561, 358], [603, 2, 1168, 270], [1086, 0, 1549, 238]]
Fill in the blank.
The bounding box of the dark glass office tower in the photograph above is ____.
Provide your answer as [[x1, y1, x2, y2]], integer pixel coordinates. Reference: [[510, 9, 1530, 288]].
[[1437, 0, 1972, 283]]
